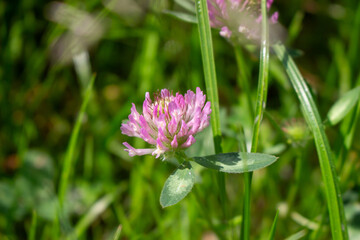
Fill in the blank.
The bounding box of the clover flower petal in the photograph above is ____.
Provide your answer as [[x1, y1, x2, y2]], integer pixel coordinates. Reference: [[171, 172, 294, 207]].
[[123, 142, 155, 157], [207, 0, 279, 41], [121, 88, 211, 158]]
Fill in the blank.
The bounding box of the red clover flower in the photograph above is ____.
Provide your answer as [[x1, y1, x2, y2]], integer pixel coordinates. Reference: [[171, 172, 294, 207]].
[[121, 88, 211, 159], [207, 0, 279, 41]]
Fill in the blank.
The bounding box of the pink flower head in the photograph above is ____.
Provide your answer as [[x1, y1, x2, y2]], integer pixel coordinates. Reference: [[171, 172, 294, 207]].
[[121, 88, 211, 159], [207, 0, 279, 41]]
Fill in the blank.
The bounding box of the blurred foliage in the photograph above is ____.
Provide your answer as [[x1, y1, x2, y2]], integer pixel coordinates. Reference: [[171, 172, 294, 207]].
[[0, 0, 359, 239]]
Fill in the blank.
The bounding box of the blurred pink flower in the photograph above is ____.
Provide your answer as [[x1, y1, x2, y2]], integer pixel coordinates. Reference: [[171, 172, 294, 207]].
[[207, 0, 279, 41], [121, 88, 211, 158]]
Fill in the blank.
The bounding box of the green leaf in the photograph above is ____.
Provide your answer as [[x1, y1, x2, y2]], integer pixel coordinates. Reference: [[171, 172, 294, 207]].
[[174, 0, 195, 13], [163, 10, 197, 24], [193, 152, 278, 173], [327, 86, 360, 125], [160, 161, 195, 208]]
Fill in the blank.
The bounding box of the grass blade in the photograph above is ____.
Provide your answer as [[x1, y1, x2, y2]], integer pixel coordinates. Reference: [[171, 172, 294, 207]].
[[58, 74, 96, 208], [326, 86, 360, 126], [195, 0, 226, 222], [337, 76, 360, 170], [235, 46, 254, 120], [174, 0, 195, 14], [273, 43, 348, 240], [112, 225, 122, 240], [74, 190, 119, 238], [29, 210, 37, 240], [163, 10, 197, 24], [285, 230, 307, 240], [251, 0, 270, 154], [195, 0, 222, 154], [242, 0, 270, 239], [268, 211, 279, 240]]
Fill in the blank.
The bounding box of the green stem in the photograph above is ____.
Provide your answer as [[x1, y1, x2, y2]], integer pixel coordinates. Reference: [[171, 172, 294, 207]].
[[286, 150, 303, 215], [242, 1, 270, 239], [193, 188, 227, 240], [242, 172, 252, 240], [235, 46, 254, 120], [58, 75, 96, 208], [273, 43, 348, 240], [29, 210, 37, 240], [251, 1, 270, 152], [195, 0, 227, 222], [310, 207, 327, 240]]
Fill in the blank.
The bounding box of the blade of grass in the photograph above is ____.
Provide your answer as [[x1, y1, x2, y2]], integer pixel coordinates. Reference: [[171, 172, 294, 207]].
[[29, 210, 37, 240], [84, 135, 94, 179], [195, 0, 222, 154], [52, 211, 61, 239], [268, 210, 279, 240], [242, 0, 270, 239], [195, 0, 226, 222], [73, 190, 120, 238], [286, 149, 304, 217], [192, 187, 227, 240], [73, 51, 91, 90], [138, 14, 160, 94], [284, 230, 308, 240], [290, 212, 319, 230], [112, 225, 122, 240], [310, 208, 328, 240], [58, 74, 96, 208], [112, 202, 133, 237], [174, 0, 196, 13], [235, 46, 254, 120], [273, 43, 348, 240], [337, 76, 360, 171], [251, 0, 270, 153]]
